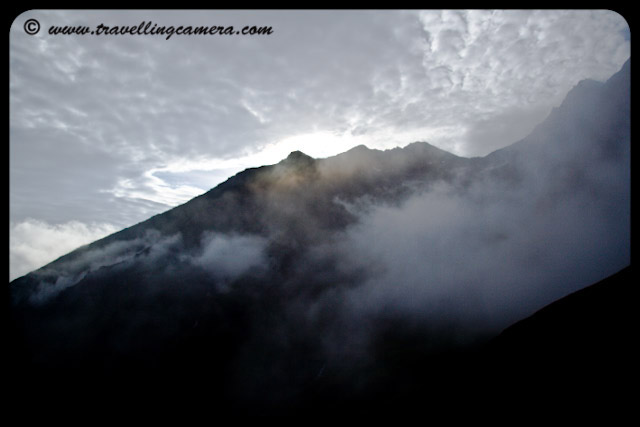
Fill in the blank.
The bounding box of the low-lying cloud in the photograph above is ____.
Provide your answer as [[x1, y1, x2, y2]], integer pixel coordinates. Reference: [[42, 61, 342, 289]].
[[188, 232, 269, 287], [336, 175, 629, 336], [24, 229, 181, 303], [9, 219, 119, 281], [21, 226, 273, 305]]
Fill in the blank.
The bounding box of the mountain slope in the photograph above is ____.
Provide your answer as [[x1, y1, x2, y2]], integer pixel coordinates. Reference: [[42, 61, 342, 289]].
[[8, 58, 630, 414], [481, 266, 635, 412], [9, 140, 470, 305], [490, 266, 634, 360]]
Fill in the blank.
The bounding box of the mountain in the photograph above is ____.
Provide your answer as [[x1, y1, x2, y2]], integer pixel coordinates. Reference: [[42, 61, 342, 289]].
[[9, 139, 471, 306], [475, 265, 635, 414], [8, 59, 630, 415], [490, 266, 634, 364]]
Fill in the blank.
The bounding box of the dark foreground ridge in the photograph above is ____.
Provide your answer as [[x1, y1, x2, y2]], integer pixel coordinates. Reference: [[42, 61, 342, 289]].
[[7, 267, 633, 416], [484, 266, 635, 411]]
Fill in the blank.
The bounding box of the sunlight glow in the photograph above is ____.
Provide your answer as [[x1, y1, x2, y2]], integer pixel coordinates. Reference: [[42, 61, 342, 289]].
[[113, 127, 460, 208]]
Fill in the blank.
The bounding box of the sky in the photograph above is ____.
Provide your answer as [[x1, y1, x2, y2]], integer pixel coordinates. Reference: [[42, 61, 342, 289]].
[[9, 9, 630, 280]]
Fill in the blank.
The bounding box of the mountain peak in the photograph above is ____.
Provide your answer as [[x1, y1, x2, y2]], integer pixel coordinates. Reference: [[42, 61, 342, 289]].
[[279, 150, 315, 169], [402, 141, 457, 158], [285, 150, 313, 162], [348, 144, 371, 152]]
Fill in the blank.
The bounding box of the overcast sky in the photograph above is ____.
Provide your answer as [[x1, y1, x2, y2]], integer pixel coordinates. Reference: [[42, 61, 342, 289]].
[[9, 9, 630, 280]]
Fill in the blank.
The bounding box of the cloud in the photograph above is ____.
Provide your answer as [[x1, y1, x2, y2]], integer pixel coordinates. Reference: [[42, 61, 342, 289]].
[[436, 11, 628, 150], [328, 86, 631, 340], [189, 232, 269, 287], [14, 220, 270, 303], [10, 10, 630, 238], [336, 179, 629, 336], [9, 219, 119, 281], [21, 229, 183, 303]]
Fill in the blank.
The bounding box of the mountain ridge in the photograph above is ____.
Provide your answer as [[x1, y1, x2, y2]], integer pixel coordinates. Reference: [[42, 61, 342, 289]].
[[9, 139, 468, 286]]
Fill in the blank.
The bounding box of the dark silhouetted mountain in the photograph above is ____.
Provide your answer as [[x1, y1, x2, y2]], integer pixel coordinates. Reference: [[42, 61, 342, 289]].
[[481, 266, 635, 413], [490, 266, 633, 363], [8, 59, 630, 416]]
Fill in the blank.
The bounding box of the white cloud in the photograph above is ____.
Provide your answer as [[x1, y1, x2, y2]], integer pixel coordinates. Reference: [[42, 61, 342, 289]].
[[9, 219, 119, 281], [414, 9, 630, 155], [106, 171, 207, 208]]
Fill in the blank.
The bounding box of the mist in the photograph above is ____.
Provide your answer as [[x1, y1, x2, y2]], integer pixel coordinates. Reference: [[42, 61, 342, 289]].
[[307, 69, 630, 353], [335, 167, 629, 335]]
